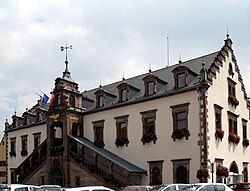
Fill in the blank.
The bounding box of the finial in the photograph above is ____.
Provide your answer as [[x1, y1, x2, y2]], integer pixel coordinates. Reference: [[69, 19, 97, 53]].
[[178, 53, 182, 65], [61, 44, 73, 80], [149, 63, 152, 74], [122, 72, 125, 82], [226, 28, 229, 39]]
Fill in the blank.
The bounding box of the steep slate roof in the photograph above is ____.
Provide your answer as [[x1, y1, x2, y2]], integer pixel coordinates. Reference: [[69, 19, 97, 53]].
[[81, 51, 219, 111]]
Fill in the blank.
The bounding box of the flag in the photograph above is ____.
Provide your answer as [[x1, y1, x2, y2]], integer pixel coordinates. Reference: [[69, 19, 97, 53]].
[[50, 91, 55, 105], [42, 93, 49, 106]]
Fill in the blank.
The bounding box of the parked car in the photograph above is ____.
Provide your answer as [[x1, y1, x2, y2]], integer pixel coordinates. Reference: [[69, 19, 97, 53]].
[[181, 183, 233, 191], [119, 185, 153, 191], [64, 186, 114, 191], [36, 185, 63, 191], [0, 184, 39, 191], [227, 182, 250, 191], [150, 184, 189, 191]]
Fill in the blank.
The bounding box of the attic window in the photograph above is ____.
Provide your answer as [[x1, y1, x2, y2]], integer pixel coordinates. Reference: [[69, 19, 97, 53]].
[[24, 115, 29, 125], [143, 74, 158, 96], [172, 65, 193, 89], [120, 88, 128, 102], [177, 73, 186, 88], [97, 94, 105, 108]]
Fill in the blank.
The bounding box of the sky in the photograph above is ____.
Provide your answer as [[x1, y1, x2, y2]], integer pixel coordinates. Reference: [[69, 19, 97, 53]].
[[0, 0, 250, 138]]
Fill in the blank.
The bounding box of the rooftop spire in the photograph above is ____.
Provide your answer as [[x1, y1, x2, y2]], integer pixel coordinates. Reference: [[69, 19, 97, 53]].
[[61, 44, 73, 80]]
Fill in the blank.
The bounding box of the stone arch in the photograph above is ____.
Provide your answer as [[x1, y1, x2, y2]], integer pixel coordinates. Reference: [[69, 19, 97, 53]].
[[229, 161, 239, 174], [51, 121, 63, 146], [176, 166, 188, 183]]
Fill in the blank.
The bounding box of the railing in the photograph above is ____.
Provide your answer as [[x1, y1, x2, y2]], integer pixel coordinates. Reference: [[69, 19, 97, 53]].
[[70, 150, 125, 188], [14, 140, 47, 183]]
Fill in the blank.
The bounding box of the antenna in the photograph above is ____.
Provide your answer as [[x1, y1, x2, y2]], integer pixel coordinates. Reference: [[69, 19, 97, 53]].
[[167, 37, 170, 67]]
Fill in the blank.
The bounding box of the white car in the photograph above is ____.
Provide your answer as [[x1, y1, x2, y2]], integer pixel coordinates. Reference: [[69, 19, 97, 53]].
[[65, 186, 114, 191], [181, 183, 233, 191], [0, 184, 39, 191], [151, 184, 190, 191]]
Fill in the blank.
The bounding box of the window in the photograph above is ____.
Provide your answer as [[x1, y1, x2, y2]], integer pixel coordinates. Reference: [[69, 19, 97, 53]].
[[97, 95, 105, 108], [242, 119, 247, 139], [120, 88, 128, 102], [148, 160, 163, 185], [115, 115, 129, 147], [171, 103, 189, 131], [177, 73, 186, 88], [23, 115, 29, 125], [171, 103, 190, 141], [69, 95, 75, 107], [10, 138, 16, 157], [228, 112, 238, 135], [228, 63, 234, 77], [21, 135, 28, 157], [33, 133, 41, 150], [147, 81, 155, 95], [141, 110, 157, 144], [57, 94, 61, 105], [214, 104, 223, 129], [142, 73, 158, 96], [37, 112, 43, 122], [172, 65, 194, 89], [93, 120, 105, 148], [228, 79, 236, 97]]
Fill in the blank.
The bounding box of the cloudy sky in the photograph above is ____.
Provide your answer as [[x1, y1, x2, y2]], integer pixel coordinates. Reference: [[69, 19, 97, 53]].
[[0, 0, 250, 138]]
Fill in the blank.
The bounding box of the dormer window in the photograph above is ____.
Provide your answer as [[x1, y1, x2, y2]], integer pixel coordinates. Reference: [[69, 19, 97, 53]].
[[172, 65, 196, 89], [24, 115, 29, 125], [37, 112, 43, 122], [97, 94, 105, 108], [117, 81, 140, 103], [143, 73, 166, 97], [177, 73, 186, 88], [147, 81, 155, 95], [120, 88, 128, 102], [94, 88, 116, 108]]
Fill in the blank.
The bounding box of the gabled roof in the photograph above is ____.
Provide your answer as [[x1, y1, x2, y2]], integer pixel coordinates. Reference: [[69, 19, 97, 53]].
[[81, 51, 219, 111]]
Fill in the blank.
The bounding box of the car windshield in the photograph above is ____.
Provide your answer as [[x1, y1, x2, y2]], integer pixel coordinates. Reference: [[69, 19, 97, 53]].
[[181, 185, 202, 191], [151, 185, 169, 191], [0, 186, 9, 191]]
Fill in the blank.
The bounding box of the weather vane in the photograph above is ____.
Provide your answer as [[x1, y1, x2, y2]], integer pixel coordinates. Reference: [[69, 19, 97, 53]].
[[61, 44, 72, 62]]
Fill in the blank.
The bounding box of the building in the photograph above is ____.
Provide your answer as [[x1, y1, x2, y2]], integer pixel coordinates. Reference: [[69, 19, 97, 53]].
[[5, 35, 250, 188], [0, 133, 7, 183]]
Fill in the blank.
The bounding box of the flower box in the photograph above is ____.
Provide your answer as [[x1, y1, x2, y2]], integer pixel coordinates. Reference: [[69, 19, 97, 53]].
[[196, 168, 209, 179], [171, 129, 190, 141], [21, 150, 28, 157], [141, 132, 157, 145], [228, 95, 239, 107], [115, 137, 129, 147], [94, 140, 105, 148], [228, 132, 240, 144], [216, 165, 229, 177], [215, 128, 224, 140]]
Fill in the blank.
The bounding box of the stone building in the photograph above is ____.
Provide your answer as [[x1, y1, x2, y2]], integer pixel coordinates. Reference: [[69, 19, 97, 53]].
[[5, 35, 250, 189]]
